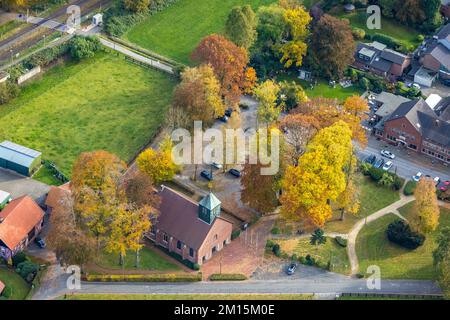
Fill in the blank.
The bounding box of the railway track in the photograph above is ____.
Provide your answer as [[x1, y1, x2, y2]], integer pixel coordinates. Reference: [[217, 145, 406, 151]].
[[0, 0, 111, 63]]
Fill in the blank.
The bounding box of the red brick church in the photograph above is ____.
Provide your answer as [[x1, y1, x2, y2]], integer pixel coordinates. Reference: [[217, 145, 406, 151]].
[[147, 186, 233, 266]]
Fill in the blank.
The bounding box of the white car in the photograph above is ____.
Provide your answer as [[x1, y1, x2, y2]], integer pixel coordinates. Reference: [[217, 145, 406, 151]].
[[208, 162, 223, 169], [413, 172, 423, 182], [382, 161, 393, 171], [434, 177, 441, 185], [412, 83, 421, 90], [380, 150, 395, 159]]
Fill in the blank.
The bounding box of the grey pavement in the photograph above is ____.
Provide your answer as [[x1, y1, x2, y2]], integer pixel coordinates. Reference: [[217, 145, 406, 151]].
[[0, 168, 50, 204], [356, 136, 450, 182], [67, 278, 441, 297], [99, 37, 175, 74]]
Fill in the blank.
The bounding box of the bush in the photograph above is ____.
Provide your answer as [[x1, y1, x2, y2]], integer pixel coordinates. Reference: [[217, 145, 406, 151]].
[[193, 263, 200, 271], [372, 33, 400, 50], [299, 254, 317, 266], [369, 166, 384, 182], [16, 261, 39, 283], [417, 34, 425, 42], [231, 230, 241, 240], [265, 239, 275, 249], [209, 273, 247, 281], [360, 162, 372, 175], [272, 244, 281, 257], [386, 220, 425, 249], [0, 82, 20, 105], [335, 236, 348, 248], [68, 36, 101, 61], [291, 254, 298, 261], [352, 27, 366, 40], [393, 176, 405, 191], [84, 273, 202, 282], [12, 252, 28, 267], [271, 227, 280, 235], [404, 181, 417, 196]]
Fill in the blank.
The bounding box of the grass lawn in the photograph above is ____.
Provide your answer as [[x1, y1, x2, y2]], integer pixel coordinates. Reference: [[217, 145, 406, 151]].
[[124, 0, 275, 65], [0, 267, 30, 300], [33, 166, 63, 186], [325, 174, 401, 234], [275, 237, 350, 274], [278, 73, 364, 102], [61, 293, 314, 300], [332, 8, 421, 50], [356, 203, 450, 279], [0, 52, 177, 176], [94, 247, 182, 273]]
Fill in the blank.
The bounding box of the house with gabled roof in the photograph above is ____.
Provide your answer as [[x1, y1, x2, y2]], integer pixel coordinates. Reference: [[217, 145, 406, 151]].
[[352, 42, 411, 81], [0, 196, 45, 261], [378, 97, 450, 163], [147, 186, 233, 266]]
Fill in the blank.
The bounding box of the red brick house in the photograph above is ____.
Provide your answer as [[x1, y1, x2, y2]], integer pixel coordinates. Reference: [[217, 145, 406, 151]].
[[352, 42, 411, 81], [0, 196, 45, 261], [376, 98, 450, 163], [147, 186, 233, 266]]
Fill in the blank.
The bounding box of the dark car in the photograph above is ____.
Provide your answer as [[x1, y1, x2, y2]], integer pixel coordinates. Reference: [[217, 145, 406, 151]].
[[224, 108, 233, 117], [373, 158, 384, 169], [35, 237, 46, 249], [365, 154, 376, 165], [228, 169, 241, 178], [200, 170, 213, 181], [437, 180, 450, 192], [442, 79, 450, 87], [219, 115, 228, 123], [286, 263, 297, 275]]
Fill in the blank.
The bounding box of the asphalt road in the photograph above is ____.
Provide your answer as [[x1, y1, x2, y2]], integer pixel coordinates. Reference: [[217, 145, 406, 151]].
[[71, 279, 441, 296], [356, 136, 450, 182]]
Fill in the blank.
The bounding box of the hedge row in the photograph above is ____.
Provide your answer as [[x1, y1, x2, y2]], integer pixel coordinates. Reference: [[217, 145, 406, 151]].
[[209, 273, 247, 281], [103, 0, 179, 37], [155, 245, 200, 270], [83, 273, 202, 282], [403, 181, 417, 196]]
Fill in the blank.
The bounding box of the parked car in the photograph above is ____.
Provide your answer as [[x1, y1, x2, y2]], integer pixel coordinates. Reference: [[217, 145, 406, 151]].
[[228, 169, 241, 178], [219, 115, 228, 123], [209, 162, 222, 170], [224, 108, 233, 117], [365, 154, 376, 165], [437, 180, 450, 192], [286, 263, 297, 275], [382, 161, 393, 171], [374, 158, 384, 169], [412, 83, 421, 90], [35, 237, 46, 249], [200, 170, 213, 181], [442, 79, 450, 87], [380, 150, 395, 159], [434, 177, 440, 185], [413, 172, 423, 182]]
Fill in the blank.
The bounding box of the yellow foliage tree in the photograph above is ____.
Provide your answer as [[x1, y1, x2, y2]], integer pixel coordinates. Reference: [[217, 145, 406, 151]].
[[279, 6, 311, 68], [280, 121, 353, 227], [137, 136, 180, 185], [412, 178, 440, 234]]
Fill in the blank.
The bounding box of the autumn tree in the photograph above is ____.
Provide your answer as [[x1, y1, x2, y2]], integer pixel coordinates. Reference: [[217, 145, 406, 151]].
[[241, 67, 258, 95], [0, 0, 27, 10], [136, 136, 180, 185], [191, 34, 249, 106], [47, 192, 95, 267], [279, 5, 311, 68], [293, 97, 341, 129], [308, 14, 355, 79], [123, 0, 149, 13], [172, 64, 225, 127], [254, 80, 281, 126], [105, 204, 151, 267], [280, 121, 353, 227], [279, 80, 308, 111], [224, 5, 257, 49], [123, 170, 160, 210], [342, 96, 369, 148], [71, 151, 126, 250], [412, 178, 440, 234], [395, 0, 426, 25], [279, 114, 319, 165]]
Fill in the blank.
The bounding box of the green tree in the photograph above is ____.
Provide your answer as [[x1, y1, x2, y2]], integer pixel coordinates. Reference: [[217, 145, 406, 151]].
[[224, 5, 257, 49], [254, 80, 281, 126], [310, 229, 327, 246], [433, 228, 450, 298]]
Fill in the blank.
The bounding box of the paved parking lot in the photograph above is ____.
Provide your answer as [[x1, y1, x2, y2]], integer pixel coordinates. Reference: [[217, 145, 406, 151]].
[[0, 168, 50, 205]]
